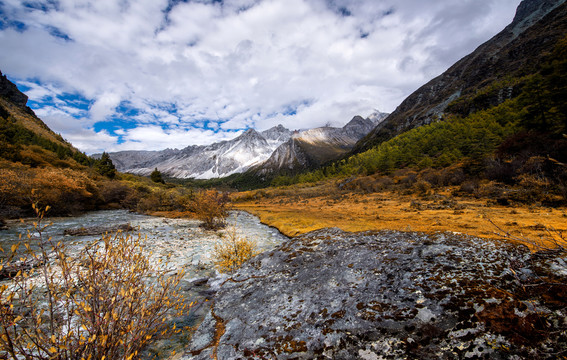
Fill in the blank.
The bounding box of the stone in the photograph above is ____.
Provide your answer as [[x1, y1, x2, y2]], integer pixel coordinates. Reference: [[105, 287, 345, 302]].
[[183, 228, 567, 359]]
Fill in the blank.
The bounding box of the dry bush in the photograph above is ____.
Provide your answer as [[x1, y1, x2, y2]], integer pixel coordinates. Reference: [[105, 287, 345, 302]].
[[212, 227, 258, 273], [440, 166, 466, 186], [338, 175, 394, 193], [395, 170, 418, 189], [420, 168, 442, 187], [413, 180, 432, 196], [192, 190, 230, 230], [0, 206, 187, 359], [458, 180, 479, 195], [135, 188, 190, 213], [99, 181, 134, 206], [0, 165, 99, 216]]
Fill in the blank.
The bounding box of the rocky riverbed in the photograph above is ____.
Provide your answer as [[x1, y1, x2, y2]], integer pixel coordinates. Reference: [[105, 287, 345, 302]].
[[181, 228, 567, 360], [0, 209, 288, 358]]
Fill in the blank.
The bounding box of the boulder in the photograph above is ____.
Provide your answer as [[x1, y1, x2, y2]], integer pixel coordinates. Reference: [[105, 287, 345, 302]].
[[181, 228, 567, 359]]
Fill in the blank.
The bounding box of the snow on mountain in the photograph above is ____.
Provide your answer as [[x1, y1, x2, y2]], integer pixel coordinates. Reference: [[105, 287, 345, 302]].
[[366, 110, 389, 125], [107, 125, 292, 179], [255, 114, 385, 175], [106, 112, 386, 180]]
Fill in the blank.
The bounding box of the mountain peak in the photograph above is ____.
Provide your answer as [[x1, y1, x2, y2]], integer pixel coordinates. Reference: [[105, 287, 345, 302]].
[[343, 116, 370, 130], [511, 0, 566, 32], [366, 110, 389, 125], [261, 124, 292, 142], [239, 128, 262, 138]]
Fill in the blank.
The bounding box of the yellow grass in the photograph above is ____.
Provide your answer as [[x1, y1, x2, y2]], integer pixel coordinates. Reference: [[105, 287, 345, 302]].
[[233, 184, 567, 250]]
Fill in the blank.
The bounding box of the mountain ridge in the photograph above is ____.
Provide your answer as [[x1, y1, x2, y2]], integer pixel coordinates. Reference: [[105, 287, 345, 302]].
[[254, 113, 386, 177], [353, 0, 567, 154], [106, 111, 387, 179]]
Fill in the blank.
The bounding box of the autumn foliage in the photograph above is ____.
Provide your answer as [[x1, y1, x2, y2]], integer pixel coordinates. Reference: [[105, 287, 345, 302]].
[[212, 227, 258, 273], [0, 163, 99, 217], [192, 190, 230, 230], [0, 206, 187, 359]]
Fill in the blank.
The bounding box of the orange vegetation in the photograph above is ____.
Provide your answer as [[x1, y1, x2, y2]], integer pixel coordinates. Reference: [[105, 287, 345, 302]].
[[0, 161, 98, 215], [232, 182, 567, 250]]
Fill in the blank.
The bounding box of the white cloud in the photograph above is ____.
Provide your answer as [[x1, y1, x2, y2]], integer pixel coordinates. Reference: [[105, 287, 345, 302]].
[[110, 125, 243, 152], [0, 0, 522, 153]]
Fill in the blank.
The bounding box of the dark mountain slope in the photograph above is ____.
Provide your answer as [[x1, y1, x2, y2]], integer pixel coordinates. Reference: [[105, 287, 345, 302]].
[[0, 72, 122, 217], [354, 0, 567, 153], [0, 71, 91, 167]]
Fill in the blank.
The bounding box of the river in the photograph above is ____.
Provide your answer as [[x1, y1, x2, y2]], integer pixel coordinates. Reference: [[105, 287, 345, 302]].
[[0, 209, 288, 358]]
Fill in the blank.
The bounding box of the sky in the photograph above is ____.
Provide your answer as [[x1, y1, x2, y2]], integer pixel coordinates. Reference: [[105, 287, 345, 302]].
[[0, 0, 522, 154]]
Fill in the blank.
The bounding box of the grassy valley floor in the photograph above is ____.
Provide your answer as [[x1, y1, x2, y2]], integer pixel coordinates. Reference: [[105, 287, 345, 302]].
[[232, 183, 567, 250]]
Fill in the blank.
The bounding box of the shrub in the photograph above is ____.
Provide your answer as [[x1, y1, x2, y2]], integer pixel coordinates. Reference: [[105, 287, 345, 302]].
[[99, 181, 133, 205], [459, 180, 479, 195], [413, 180, 432, 196], [212, 227, 258, 273], [0, 206, 186, 359], [193, 190, 230, 230]]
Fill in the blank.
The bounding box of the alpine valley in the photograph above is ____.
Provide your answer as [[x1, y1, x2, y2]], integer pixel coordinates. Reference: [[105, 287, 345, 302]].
[[2, 0, 567, 359]]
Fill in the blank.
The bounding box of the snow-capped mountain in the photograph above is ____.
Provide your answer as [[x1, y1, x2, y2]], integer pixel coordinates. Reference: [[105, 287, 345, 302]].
[[255, 114, 386, 176], [106, 112, 385, 180], [107, 125, 292, 179]]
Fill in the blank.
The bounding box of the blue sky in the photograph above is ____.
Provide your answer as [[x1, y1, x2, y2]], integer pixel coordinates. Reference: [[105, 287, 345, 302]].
[[0, 0, 521, 154]]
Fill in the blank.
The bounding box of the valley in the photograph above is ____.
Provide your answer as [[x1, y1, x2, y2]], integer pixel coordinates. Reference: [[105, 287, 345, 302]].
[[2, 0, 567, 358]]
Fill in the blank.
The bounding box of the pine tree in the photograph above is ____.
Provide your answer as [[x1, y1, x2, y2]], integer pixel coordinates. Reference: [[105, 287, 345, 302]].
[[94, 152, 116, 179], [150, 168, 164, 184]]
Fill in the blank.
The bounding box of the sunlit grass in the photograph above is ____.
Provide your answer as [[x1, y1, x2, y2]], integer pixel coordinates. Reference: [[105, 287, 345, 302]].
[[233, 182, 567, 249]]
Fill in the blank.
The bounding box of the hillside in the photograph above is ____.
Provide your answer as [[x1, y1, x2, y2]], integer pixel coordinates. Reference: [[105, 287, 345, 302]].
[[268, 0, 566, 206], [0, 72, 155, 219], [0, 72, 92, 168], [354, 0, 567, 153]]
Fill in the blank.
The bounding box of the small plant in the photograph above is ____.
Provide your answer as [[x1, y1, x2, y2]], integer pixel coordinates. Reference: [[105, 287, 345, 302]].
[[0, 204, 188, 359], [212, 227, 258, 273], [488, 216, 566, 251]]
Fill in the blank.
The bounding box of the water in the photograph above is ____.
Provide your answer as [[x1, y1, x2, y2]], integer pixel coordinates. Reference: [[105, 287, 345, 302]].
[[0, 209, 288, 358]]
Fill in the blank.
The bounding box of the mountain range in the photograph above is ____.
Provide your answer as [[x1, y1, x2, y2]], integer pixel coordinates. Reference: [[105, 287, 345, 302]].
[[1, 0, 564, 191], [105, 111, 388, 179]]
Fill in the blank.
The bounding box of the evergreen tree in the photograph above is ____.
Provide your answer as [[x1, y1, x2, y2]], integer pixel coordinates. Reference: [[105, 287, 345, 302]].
[[150, 168, 165, 184], [94, 152, 116, 179]]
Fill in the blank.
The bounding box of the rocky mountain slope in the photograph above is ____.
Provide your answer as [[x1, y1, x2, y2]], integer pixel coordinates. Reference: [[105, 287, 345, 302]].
[[353, 0, 567, 153], [254, 111, 388, 176], [108, 111, 386, 179], [106, 125, 292, 179], [183, 228, 567, 359], [0, 70, 86, 165]]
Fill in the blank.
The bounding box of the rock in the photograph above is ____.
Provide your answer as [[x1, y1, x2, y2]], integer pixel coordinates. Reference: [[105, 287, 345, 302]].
[[181, 228, 567, 359], [63, 223, 134, 236], [189, 277, 210, 287]]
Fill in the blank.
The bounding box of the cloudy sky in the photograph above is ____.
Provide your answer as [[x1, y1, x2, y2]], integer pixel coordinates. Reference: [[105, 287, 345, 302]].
[[0, 0, 521, 154]]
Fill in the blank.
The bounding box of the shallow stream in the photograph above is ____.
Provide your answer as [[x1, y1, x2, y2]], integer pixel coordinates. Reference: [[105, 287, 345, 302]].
[[0, 209, 288, 358]]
